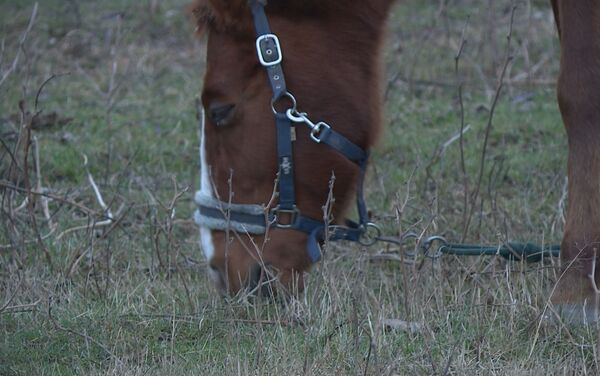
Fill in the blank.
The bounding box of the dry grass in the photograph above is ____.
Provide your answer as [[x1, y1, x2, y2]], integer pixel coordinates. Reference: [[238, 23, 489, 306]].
[[1, 0, 597, 374]]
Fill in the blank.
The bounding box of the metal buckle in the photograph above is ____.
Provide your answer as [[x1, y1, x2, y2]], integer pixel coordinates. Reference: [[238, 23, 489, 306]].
[[256, 34, 282, 67], [358, 223, 382, 246], [310, 122, 331, 143], [270, 206, 299, 228]]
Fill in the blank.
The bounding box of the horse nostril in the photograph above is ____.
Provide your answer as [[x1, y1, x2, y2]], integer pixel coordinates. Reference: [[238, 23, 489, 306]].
[[248, 263, 275, 297], [207, 102, 236, 127], [208, 263, 225, 290]]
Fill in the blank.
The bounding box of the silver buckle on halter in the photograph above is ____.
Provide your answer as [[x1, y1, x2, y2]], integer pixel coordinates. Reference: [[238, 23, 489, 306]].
[[270, 205, 299, 228], [256, 34, 282, 67], [310, 122, 332, 143]]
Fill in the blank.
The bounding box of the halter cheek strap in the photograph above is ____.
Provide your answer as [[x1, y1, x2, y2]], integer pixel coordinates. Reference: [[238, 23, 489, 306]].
[[194, 0, 375, 264]]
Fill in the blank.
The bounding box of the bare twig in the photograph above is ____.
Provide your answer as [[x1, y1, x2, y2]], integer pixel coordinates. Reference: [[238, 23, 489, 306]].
[[0, 136, 21, 174], [462, 6, 516, 239], [0, 277, 23, 314], [529, 246, 589, 360], [55, 204, 125, 241], [0, 3, 38, 88], [165, 177, 194, 312], [34, 73, 70, 111], [21, 102, 54, 271], [589, 248, 600, 294], [0, 181, 98, 216], [1, 301, 40, 314], [0, 229, 56, 251], [48, 297, 123, 366], [83, 154, 113, 224], [33, 135, 55, 232], [455, 16, 470, 242]]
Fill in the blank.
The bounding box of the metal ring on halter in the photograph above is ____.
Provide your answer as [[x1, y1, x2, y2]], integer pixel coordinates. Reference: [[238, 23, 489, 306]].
[[271, 92, 297, 115], [421, 235, 448, 259], [358, 223, 382, 246]]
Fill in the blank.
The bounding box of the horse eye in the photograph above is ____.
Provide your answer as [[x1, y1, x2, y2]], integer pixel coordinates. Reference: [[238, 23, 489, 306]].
[[207, 102, 236, 127]]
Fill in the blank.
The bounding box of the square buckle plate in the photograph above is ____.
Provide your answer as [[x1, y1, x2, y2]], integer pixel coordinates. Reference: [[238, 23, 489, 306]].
[[270, 206, 299, 229], [256, 34, 283, 67]]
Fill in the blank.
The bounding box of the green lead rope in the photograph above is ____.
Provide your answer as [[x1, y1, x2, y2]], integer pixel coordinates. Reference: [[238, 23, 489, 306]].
[[436, 242, 560, 263], [377, 233, 561, 263]]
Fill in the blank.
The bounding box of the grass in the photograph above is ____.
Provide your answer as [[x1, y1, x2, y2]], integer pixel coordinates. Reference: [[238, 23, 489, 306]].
[[1, 0, 597, 374]]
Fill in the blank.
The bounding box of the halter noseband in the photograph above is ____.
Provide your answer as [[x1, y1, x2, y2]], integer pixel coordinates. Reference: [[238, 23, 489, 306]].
[[194, 0, 377, 263]]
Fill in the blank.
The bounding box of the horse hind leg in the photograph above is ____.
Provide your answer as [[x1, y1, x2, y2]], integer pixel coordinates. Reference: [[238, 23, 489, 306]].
[[551, 0, 600, 323]]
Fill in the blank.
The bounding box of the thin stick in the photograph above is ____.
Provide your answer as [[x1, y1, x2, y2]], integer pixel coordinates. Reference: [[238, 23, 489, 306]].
[[455, 16, 470, 242], [589, 248, 600, 294], [0, 277, 23, 314], [0, 2, 38, 88], [463, 6, 516, 239], [21, 102, 54, 271], [48, 297, 123, 366], [83, 154, 113, 221], [528, 246, 587, 360], [55, 218, 114, 241], [33, 135, 55, 231], [1, 301, 40, 314], [0, 180, 98, 216], [0, 136, 21, 174], [0, 229, 56, 251], [34, 73, 70, 111]]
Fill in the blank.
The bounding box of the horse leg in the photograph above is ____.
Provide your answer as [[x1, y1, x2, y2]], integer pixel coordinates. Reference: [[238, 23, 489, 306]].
[[551, 0, 600, 322]]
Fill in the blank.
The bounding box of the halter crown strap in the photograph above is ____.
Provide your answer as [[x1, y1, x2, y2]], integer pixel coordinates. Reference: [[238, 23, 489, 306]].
[[249, 0, 287, 99]]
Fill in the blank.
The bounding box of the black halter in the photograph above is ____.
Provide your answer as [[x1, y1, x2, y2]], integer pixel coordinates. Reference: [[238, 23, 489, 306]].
[[195, 0, 377, 263]]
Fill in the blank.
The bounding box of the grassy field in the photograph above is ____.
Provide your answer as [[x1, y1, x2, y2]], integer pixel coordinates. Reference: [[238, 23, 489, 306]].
[[1, 0, 596, 374]]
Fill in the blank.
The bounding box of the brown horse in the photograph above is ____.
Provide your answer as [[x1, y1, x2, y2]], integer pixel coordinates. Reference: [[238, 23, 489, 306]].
[[192, 0, 600, 321]]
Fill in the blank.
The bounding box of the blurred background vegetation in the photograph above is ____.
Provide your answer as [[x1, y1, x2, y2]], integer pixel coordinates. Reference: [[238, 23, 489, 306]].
[[1, 1, 590, 374]]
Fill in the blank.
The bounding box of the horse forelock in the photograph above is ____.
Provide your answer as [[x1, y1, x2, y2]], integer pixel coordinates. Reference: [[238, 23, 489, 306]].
[[188, 0, 253, 34]]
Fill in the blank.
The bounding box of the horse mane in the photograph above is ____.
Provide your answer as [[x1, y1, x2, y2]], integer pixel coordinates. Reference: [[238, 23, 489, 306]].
[[189, 0, 394, 35]]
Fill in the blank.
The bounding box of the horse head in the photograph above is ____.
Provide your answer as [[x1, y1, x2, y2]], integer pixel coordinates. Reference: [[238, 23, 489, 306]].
[[191, 0, 395, 295]]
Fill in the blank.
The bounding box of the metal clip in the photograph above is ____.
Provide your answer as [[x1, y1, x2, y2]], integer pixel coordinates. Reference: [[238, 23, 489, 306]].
[[285, 109, 332, 144], [286, 109, 307, 123], [310, 122, 331, 143], [420, 235, 448, 259]]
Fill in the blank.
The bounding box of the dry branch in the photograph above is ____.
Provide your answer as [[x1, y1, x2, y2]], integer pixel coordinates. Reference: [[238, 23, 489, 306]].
[[0, 3, 38, 88], [48, 297, 123, 366], [462, 6, 517, 239]]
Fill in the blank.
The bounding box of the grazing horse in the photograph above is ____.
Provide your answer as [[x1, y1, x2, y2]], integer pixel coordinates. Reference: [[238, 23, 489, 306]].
[[190, 0, 396, 294], [191, 0, 600, 321], [550, 0, 600, 322]]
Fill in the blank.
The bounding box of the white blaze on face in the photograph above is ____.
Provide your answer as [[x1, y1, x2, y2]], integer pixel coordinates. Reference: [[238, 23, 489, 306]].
[[198, 108, 221, 285]]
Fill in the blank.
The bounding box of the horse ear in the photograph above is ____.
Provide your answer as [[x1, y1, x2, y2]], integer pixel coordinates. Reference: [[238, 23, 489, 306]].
[[187, 0, 213, 36]]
